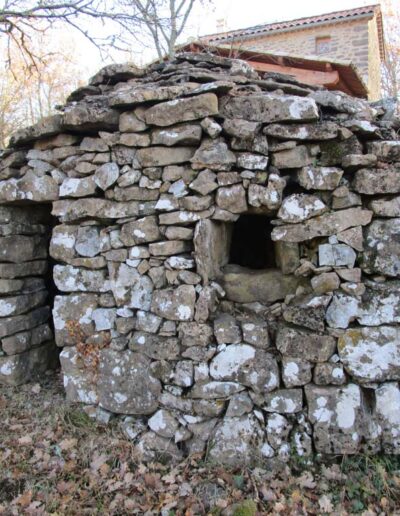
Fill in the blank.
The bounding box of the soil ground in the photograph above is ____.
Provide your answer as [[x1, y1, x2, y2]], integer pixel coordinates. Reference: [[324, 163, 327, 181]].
[[1, 370, 400, 515]]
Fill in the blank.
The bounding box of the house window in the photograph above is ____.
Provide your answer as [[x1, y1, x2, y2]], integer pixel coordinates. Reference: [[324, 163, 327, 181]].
[[316, 36, 331, 55], [229, 214, 276, 270]]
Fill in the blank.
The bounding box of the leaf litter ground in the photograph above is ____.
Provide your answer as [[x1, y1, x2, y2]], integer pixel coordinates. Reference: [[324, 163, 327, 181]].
[[1, 370, 400, 515]]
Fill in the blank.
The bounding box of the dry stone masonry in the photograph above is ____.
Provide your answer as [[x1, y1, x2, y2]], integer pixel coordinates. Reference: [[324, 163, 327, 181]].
[[1, 53, 400, 463]]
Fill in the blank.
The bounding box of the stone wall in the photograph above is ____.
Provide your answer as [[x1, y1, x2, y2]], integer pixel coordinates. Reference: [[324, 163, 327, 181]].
[[0, 53, 400, 464]]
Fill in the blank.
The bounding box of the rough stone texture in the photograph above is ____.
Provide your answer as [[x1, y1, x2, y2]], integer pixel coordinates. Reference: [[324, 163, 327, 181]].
[[98, 350, 161, 414], [362, 219, 400, 277], [3, 52, 400, 463], [222, 266, 305, 304]]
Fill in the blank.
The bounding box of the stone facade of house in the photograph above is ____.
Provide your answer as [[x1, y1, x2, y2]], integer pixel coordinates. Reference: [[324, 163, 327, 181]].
[[0, 53, 400, 463], [206, 7, 384, 101]]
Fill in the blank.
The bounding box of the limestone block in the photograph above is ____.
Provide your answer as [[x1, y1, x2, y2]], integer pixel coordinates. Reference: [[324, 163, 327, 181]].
[[282, 357, 312, 387], [1, 323, 53, 355], [216, 184, 247, 213], [151, 285, 196, 321], [338, 326, 400, 383], [362, 219, 400, 276], [151, 124, 202, 146], [53, 294, 98, 346], [277, 194, 327, 223], [0, 235, 47, 263], [297, 166, 343, 190], [263, 389, 303, 413], [144, 93, 218, 126], [191, 139, 236, 171], [120, 216, 161, 246], [0, 306, 50, 339], [136, 146, 195, 167], [54, 265, 110, 293], [353, 168, 400, 195], [264, 122, 338, 140], [276, 325, 336, 362], [98, 349, 161, 415]]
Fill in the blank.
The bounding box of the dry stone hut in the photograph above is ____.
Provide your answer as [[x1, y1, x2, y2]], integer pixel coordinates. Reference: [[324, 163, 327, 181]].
[[1, 53, 400, 463]]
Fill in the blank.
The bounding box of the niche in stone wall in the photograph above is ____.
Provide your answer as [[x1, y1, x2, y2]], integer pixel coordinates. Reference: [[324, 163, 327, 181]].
[[229, 214, 276, 270], [194, 216, 302, 305]]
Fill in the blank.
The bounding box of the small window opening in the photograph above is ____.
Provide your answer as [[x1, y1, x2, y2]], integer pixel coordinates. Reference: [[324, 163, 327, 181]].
[[229, 214, 276, 270], [316, 36, 331, 55]]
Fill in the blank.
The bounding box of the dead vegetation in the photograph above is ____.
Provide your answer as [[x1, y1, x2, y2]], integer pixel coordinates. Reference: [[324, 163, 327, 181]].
[[1, 370, 400, 515]]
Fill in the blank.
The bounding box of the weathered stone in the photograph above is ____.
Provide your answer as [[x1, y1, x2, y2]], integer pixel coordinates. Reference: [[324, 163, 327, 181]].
[[0, 342, 56, 386], [283, 293, 330, 331], [145, 93, 218, 126], [136, 431, 183, 462], [9, 114, 62, 147], [208, 415, 264, 465], [0, 291, 47, 317], [309, 90, 370, 115], [216, 184, 247, 213], [129, 332, 180, 360], [52, 199, 139, 222], [276, 325, 336, 362], [189, 169, 218, 195], [149, 240, 191, 256], [75, 226, 101, 257], [119, 133, 150, 147], [297, 166, 343, 190], [305, 383, 364, 454], [98, 349, 161, 415], [275, 242, 300, 275], [50, 224, 76, 262], [220, 94, 319, 123], [191, 139, 236, 171], [272, 145, 313, 169], [0, 261, 47, 279], [338, 326, 400, 383], [241, 319, 270, 348], [319, 243, 356, 268], [0, 235, 47, 263], [313, 363, 346, 386], [374, 383, 400, 453], [210, 345, 279, 394], [178, 322, 213, 347], [264, 122, 338, 140], [152, 124, 202, 146], [337, 226, 364, 252], [361, 218, 400, 276], [325, 293, 359, 329], [120, 216, 161, 246], [248, 174, 285, 210], [108, 262, 153, 309], [0, 306, 50, 339], [180, 195, 212, 211], [222, 265, 305, 304], [271, 208, 372, 242], [136, 146, 194, 167], [225, 392, 253, 417], [119, 110, 148, 132], [148, 409, 179, 438], [54, 265, 110, 293], [190, 381, 244, 399], [52, 294, 97, 346], [367, 141, 400, 162], [319, 137, 363, 166], [342, 154, 377, 170], [277, 194, 327, 222], [214, 314, 241, 344], [311, 272, 340, 295], [63, 103, 120, 132], [173, 360, 194, 387], [353, 167, 400, 195], [237, 153, 268, 170], [263, 389, 303, 413], [92, 308, 116, 331], [282, 357, 312, 387], [60, 176, 97, 198], [1, 323, 52, 355], [223, 118, 261, 139], [151, 285, 196, 321], [94, 163, 119, 190], [332, 187, 361, 210], [0, 172, 58, 202], [369, 195, 400, 217], [89, 62, 144, 85]]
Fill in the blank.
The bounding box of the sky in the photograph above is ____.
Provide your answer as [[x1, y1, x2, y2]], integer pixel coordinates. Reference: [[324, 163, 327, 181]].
[[73, 0, 392, 78]]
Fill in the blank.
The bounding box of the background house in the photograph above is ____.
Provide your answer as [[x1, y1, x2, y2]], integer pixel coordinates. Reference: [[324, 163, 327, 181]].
[[200, 4, 385, 100]]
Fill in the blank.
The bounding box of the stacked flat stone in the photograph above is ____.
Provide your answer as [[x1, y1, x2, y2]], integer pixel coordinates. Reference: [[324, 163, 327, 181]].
[[0, 205, 56, 384], [1, 52, 400, 463]]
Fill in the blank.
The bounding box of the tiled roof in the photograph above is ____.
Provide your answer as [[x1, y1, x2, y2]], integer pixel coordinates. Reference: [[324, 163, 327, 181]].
[[203, 4, 385, 59]]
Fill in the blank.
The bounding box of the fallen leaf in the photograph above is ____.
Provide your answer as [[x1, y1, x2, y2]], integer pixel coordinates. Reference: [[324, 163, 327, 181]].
[[319, 494, 334, 513]]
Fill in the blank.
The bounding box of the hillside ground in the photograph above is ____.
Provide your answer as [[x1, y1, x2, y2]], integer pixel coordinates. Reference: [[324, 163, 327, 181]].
[[1, 370, 400, 515]]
